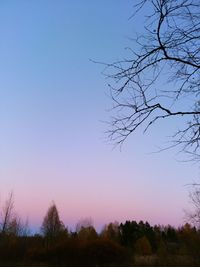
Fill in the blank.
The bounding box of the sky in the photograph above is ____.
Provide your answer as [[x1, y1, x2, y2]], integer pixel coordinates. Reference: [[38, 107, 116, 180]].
[[0, 0, 199, 233]]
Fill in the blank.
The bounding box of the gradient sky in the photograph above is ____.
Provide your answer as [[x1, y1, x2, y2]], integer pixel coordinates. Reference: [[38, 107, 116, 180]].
[[0, 0, 199, 233]]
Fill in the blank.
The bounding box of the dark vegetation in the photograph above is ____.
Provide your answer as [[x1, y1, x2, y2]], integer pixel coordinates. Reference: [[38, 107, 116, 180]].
[[0, 200, 200, 267]]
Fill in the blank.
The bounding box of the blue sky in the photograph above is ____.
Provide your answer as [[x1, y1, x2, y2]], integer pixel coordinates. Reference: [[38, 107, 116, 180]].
[[0, 0, 198, 232]]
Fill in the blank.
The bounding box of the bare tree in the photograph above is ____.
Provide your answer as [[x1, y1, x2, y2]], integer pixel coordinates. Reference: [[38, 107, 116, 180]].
[[76, 217, 93, 233], [186, 185, 200, 228], [8, 216, 30, 236], [106, 0, 200, 156], [1, 192, 14, 235], [0, 192, 28, 236], [41, 203, 65, 240]]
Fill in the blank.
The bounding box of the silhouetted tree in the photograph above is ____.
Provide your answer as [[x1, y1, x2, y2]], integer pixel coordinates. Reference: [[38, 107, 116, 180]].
[[101, 221, 120, 243], [76, 217, 98, 241], [78, 226, 98, 241], [0, 192, 27, 237], [119, 220, 141, 248], [41, 203, 65, 241], [76, 217, 93, 233], [178, 223, 200, 257], [1, 192, 14, 235], [106, 0, 200, 158], [187, 185, 200, 228], [7, 216, 29, 236]]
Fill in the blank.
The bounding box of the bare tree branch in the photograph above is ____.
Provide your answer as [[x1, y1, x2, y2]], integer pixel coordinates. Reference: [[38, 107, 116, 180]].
[[105, 0, 200, 156]]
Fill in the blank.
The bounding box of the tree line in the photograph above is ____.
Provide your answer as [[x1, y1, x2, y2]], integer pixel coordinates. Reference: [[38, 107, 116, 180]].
[[0, 197, 200, 267]]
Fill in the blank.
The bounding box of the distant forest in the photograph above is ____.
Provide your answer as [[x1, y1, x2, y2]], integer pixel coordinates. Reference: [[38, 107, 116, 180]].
[[0, 198, 200, 267]]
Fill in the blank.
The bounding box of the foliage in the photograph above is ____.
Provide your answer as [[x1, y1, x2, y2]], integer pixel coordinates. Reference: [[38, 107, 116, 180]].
[[101, 221, 120, 242], [0, 205, 199, 267], [135, 236, 152, 255], [0, 198, 199, 266]]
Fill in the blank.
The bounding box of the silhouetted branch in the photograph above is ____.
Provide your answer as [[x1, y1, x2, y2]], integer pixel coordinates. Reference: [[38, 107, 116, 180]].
[[106, 0, 200, 156]]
